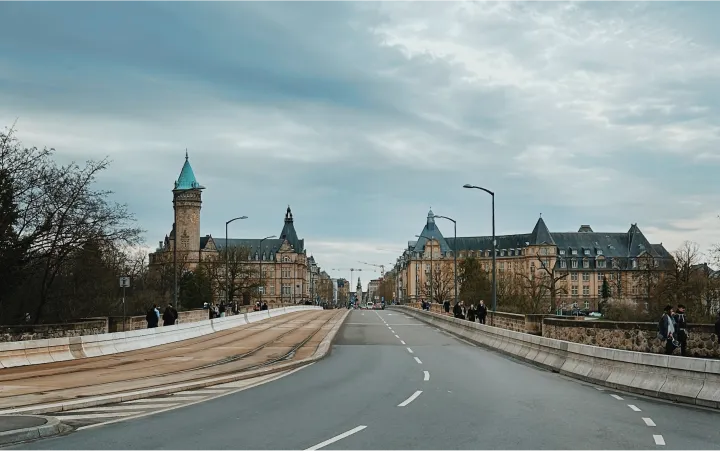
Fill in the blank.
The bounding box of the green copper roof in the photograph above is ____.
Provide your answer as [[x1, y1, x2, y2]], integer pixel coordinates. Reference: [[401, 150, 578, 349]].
[[174, 151, 204, 190]]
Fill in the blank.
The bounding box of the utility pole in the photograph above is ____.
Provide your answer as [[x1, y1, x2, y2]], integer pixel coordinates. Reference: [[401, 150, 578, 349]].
[[434, 215, 458, 306], [463, 184, 497, 314], [259, 235, 276, 306], [225, 216, 248, 306]]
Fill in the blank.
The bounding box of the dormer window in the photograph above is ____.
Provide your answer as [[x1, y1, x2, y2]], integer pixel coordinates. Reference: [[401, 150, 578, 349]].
[[583, 259, 590, 269], [596, 249, 603, 256], [501, 249, 506, 256], [559, 249, 566, 256], [572, 260, 578, 269], [583, 249, 590, 256], [560, 260, 567, 268], [632, 259, 638, 269], [571, 249, 578, 255]]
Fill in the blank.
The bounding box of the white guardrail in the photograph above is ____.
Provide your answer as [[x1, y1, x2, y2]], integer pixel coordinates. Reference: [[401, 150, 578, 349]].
[[0, 306, 322, 369], [395, 306, 720, 410]]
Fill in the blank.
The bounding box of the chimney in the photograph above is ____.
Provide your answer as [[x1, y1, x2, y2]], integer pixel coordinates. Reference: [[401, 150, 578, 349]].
[[578, 225, 593, 233]]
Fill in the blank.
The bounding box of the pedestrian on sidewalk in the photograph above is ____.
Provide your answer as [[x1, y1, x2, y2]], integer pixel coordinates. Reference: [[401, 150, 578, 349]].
[[673, 304, 689, 357], [453, 301, 465, 319], [219, 302, 226, 318], [146, 304, 159, 328], [477, 300, 488, 325], [443, 300, 451, 315], [658, 305, 678, 355], [163, 304, 178, 326], [261, 301, 268, 311], [467, 304, 477, 322]]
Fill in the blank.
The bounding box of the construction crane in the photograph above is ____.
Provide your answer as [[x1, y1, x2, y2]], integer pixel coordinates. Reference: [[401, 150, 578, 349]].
[[358, 261, 392, 277], [330, 267, 365, 286]]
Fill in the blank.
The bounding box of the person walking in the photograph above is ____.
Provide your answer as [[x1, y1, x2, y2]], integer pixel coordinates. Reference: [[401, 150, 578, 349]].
[[162, 304, 178, 326], [146, 304, 159, 328], [673, 304, 689, 357], [477, 300, 488, 325], [443, 300, 451, 315], [467, 304, 477, 322], [658, 305, 677, 355]]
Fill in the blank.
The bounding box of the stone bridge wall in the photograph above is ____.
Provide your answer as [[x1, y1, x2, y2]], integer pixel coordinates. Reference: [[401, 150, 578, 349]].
[[0, 318, 109, 342]]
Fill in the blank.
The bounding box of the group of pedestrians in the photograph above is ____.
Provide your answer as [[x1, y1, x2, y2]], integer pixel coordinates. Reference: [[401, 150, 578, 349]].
[[658, 304, 690, 356], [145, 304, 178, 328], [422, 299, 489, 324]]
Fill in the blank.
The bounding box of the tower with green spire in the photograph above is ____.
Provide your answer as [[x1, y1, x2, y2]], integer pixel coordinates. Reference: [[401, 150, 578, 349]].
[[172, 151, 205, 262]]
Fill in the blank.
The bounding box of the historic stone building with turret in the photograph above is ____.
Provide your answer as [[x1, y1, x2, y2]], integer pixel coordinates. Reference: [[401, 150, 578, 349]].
[[396, 210, 674, 311], [149, 153, 321, 304]]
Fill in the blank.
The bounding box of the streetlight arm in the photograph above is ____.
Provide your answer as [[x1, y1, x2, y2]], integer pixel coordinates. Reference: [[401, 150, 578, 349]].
[[226, 216, 248, 225], [463, 184, 494, 196]]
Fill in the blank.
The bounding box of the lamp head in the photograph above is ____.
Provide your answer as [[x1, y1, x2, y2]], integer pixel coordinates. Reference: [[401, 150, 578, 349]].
[[463, 184, 473, 189]]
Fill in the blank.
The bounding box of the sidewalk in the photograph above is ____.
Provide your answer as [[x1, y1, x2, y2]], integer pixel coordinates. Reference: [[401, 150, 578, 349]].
[[0, 415, 71, 445]]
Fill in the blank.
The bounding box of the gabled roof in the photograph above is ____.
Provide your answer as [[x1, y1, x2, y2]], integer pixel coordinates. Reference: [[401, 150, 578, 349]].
[[212, 237, 285, 260], [174, 151, 204, 190], [412, 209, 452, 253]]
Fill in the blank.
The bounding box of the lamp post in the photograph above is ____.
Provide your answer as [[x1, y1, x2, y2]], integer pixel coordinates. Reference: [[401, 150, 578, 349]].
[[416, 234, 435, 304], [225, 216, 248, 305], [433, 215, 458, 306], [463, 184, 496, 314], [259, 235, 276, 306]]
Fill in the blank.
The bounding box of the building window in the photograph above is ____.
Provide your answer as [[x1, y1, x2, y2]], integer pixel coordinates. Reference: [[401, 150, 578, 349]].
[[584, 301, 590, 310], [282, 284, 291, 295], [632, 259, 638, 269], [540, 248, 548, 256], [582, 273, 590, 282], [501, 250, 505, 256], [583, 260, 590, 269], [530, 264, 535, 274], [572, 249, 578, 255], [425, 264, 430, 272], [597, 272, 603, 281], [571, 260, 578, 269], [584, 249, 590, 256], [283, 256, 290, 262], [499, 262, 505, 271], [598, 260, 606, 269], [258, 286, 265, 294], [597, 285, 602, 296], [560, 260, 567, 269], [597, 249, 603, 255], [571, 272, 578, 281], [571, 285, 578, 296], [559, 249, 566, 255], [583, 286, 590, 296]]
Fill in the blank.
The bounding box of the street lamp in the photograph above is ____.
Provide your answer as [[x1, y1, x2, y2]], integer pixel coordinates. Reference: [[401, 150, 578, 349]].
[[416, 233, 435, 304], [259, 235, 276, 305], [463, 183, 496, 314], [433, 215, 458, 307], [225, 216, 248, 305]]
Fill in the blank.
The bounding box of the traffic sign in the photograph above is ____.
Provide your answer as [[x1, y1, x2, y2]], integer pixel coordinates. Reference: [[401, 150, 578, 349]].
[[119, 276, 131, 288]]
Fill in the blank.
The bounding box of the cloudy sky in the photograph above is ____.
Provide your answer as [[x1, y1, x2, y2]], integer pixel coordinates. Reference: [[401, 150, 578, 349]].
[[1, 1, 719, 286]]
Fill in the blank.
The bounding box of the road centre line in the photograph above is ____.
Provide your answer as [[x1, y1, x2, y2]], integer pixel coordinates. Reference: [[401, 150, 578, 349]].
[[407, 347, 414, 353], [394, 334, 400, 339], [398, 390, 423, 407], [400, 340, 406, 345], [611, 394, 624, 400], [304, 425, 368, 450], [423, 371, 430, 381], [414, 357, 422, 364], [628, 405, 641, 412], [653, 435, 665, 446], [643, 418, 656, 427]]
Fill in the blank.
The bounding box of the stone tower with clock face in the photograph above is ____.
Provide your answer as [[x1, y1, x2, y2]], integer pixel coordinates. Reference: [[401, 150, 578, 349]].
[[172, 151, 204, 264]]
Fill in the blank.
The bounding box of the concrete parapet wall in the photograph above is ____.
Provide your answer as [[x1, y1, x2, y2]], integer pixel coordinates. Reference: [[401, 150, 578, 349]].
[[0, 319, 109, 343], [394, 305, 720, 410], [0, 306, 321, 369], [543, 318, 720, 359]]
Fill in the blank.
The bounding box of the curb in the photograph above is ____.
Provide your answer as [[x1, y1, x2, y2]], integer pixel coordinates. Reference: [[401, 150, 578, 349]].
[[0, 309, 351, 417], [0, 416, 73, 446]]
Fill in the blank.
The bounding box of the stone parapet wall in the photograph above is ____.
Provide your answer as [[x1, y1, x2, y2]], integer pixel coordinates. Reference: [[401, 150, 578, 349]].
[[542, 318, 720, 358], [487, 311, 526, 332], [0, 319, 109, 342]]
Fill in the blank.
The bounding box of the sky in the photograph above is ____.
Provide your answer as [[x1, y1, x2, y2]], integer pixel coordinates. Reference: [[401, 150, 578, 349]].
[[1, 1, 719, 288]]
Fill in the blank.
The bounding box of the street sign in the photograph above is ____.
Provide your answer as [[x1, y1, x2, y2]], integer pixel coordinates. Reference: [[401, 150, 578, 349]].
[[119, 276, 131, 288]]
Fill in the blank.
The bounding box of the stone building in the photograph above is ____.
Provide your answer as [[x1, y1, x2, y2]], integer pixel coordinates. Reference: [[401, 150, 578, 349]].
[[149, 153, 321, 304], [395, 210, 674, 311]]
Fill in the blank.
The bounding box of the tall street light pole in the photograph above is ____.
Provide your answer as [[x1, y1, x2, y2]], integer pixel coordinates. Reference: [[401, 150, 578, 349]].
[[225, 216, 248, 306], [433, 215, 458, 307], [416, 234, 435, 304], [259, 235, 276, 306], [463, 184, 497, 314]]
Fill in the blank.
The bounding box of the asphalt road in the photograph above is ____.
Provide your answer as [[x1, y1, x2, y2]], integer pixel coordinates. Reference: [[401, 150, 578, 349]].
[[11, 309, 720, 450]]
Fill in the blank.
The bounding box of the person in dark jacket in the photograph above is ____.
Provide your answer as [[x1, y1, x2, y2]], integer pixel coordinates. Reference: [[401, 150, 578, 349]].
[[261, 301, 269, 311], [146, 304, 159, 328], [219, 303, 227, 318], [467, 304, 477, 322], [658, 305, 677, 355], [714, 312, 720, 341], [453, 301, 464, 319], [443, 300, 451, 314], [477, 300, 488, 325], [162, 304, 178, 326], [673, 304, 689, 357]]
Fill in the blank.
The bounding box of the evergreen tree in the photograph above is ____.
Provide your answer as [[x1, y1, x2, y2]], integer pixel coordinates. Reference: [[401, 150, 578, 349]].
[[599, 276, 611, 314], [179, 265, 213, 309], [458, 257, 492, 305]]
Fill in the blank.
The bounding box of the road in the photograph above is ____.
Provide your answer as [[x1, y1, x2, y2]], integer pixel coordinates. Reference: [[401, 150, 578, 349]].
[[10, 309, 720, 450]]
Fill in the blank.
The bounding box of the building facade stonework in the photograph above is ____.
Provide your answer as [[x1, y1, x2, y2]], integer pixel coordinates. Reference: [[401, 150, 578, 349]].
[[396, 210, 674, 311], [149, 154, 324, 304]]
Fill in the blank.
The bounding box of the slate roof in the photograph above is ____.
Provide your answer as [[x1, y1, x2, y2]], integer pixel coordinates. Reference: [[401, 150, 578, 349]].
[[174, 152, 204, 190], [280, 206, 305, 253], [411, 210, 452, 253]]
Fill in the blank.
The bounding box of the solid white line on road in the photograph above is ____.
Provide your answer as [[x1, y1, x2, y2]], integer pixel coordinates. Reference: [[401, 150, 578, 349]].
[[628, 404, 642, 412], [400, 340, 406, 345], [398, 390, 423, 407], [611, 394, 624, 400], [643, 418, 656, 427], [407, 347, 414, 353], [55, 412, 138, 420], [73, 405, 177, 412], [414, 357, 422, 364], [423, 371, 430, 381], [123, 398, 202, 404], [304, 425, 368, 451], [394, 334, 400, 339], [653, 435, 665, 446]]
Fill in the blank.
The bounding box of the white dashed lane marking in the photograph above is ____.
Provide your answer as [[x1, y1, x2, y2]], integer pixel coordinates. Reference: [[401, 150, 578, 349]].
[[610, 394, 624, 400], [414, 357, 422, 364], [407, 347, 413, 354], [653, 435, 665, 446], [304, 425, 368, 451], [643, 418, 656, 427], [400, 340, 406, 345], [628, 405, 641, 412], [394, 335, 400, 339], [397, 390, 423, 407], [423, 371, 430, 381]]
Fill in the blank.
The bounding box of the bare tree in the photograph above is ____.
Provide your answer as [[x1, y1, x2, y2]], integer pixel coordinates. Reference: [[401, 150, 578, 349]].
[[206, 246, 260, 305], [316, 277, 334, 303], [421, 263, 454, 303], [534, 253, 568, 313]]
